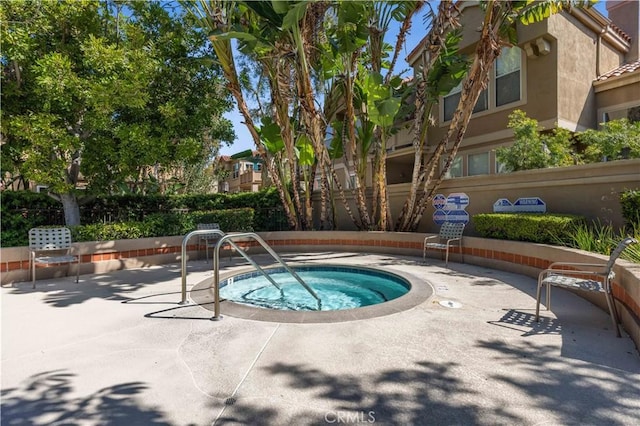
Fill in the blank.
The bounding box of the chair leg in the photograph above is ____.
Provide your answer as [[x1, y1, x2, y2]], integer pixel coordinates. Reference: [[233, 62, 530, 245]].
[[75, 258, 80, 283], [31, 257, 36, 289], [604, 292, 622, 338], [546, 284, 552, 311], [444, 247, 450, 266], [535, 282, 543, 321]]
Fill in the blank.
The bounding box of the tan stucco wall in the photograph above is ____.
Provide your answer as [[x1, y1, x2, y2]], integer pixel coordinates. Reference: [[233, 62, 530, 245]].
[[327, 159, 640, 234], [595, 78, 640, 118], [547, 12, 625, 130]]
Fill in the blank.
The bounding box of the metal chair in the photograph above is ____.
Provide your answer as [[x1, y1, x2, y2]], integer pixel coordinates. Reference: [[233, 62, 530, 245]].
[[535, 237, 638, 337], [423, 222, 465, 266], [29, 227, 80, 288], [197, 223, 221, 261]]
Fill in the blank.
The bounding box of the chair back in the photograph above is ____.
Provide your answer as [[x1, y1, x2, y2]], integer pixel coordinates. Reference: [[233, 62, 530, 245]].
[[197, 223, 221, 240], [29, 227, 73, 251], [439, 222, 465, 240], [605, 237, 638, 275]]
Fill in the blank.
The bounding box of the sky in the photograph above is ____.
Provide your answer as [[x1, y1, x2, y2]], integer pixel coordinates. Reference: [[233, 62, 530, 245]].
[[219, 1, 609, 156]]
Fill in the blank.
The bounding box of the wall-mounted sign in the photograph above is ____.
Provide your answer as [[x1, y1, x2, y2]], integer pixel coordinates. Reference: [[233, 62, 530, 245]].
[[446, 210, 470, 224], [432, 194, 447, 210], [492, 197, 546, 213], [433, 192, 470, 225], [433, 209, 447, 225], [445, 192, 470, 211], [493, 198, 513, 213]]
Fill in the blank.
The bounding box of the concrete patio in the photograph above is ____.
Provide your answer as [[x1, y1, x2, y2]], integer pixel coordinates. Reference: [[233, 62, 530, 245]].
[[2, 252, 639, 425]]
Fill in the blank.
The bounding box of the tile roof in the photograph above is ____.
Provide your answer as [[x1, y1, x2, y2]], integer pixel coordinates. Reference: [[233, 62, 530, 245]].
[[596, 59, 640, 81]]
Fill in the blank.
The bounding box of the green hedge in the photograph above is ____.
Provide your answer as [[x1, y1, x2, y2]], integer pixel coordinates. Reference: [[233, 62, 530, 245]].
[[69, 208, 254, 242], [472, 213, 586, 244], [0, 192, 63, 247], [620, 189, 640, 226], [1, 188, 284, 246]]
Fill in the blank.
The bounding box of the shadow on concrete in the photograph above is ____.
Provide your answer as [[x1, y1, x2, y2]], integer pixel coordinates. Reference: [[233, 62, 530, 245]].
[[476, 339, 640, 421], [0, 370, 168, 425], [219, 351, 640, 425], [4, 261, 216, 309], [239, 361, 502, 425], [488, 309, 563, 336]]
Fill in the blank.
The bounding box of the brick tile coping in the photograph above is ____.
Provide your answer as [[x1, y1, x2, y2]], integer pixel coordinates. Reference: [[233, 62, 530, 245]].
[[2, 231, 638, 347]]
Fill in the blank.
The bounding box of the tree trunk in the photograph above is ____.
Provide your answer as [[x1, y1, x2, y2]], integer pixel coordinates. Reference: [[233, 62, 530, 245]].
[[60, 192, 81, 226]]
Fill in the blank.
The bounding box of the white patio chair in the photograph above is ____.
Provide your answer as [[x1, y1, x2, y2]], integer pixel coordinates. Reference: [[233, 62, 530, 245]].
[[423, 222, 465, 266], [535, 237, 638, 337], [29, 227, 80, 288]]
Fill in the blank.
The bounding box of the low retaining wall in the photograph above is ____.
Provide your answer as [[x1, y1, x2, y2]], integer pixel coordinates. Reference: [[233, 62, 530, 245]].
[[2, 231, 639, 348]]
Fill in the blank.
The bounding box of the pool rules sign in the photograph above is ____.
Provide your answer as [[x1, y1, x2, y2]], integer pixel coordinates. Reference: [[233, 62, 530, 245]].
[[432, 192, 470, 225]]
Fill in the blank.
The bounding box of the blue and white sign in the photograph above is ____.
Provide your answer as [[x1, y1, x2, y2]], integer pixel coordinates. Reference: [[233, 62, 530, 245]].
[[514, 197, 546, 213], [445, 192, 470, 211], [433, 209, 448, 225], [446, 210, 470, 224], [432, 194, 447, 210], [493, 198, 513, 213], [492, 197, 546, 213]]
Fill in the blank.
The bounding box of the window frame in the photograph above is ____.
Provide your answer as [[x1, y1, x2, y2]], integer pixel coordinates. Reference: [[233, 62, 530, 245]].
[[442, 155, 463, 179], [440, 46, 526, 125], [467, 151, 490, 176]]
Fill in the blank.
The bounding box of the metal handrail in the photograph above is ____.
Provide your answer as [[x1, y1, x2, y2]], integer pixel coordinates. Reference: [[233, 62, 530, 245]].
[[180, 229, 285, 305], [212, 232, 321, 320], [180, 229, 227, 304]]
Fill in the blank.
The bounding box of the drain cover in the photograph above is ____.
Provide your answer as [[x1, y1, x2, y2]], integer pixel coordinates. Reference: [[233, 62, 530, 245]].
[[439, 300, 462, 309]]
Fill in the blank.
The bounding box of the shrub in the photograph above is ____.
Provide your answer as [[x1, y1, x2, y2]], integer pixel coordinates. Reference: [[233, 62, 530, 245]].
[[496, 110, 575, 172], [578, 118, 640, 162], [620, 189, 640, 227], [472, 213, 585, 244], [557, 220, 640, 264], [68, 208, 254, 242], [0, 191, 64, 247], [71, 222, 148, 242]]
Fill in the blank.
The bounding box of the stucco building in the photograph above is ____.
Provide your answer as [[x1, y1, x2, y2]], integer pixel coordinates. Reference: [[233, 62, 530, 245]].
[[384, 0, 639, 182]]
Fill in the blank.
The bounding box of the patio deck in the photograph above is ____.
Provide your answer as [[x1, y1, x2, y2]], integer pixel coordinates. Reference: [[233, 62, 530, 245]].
[[2, 252, 639, 425]]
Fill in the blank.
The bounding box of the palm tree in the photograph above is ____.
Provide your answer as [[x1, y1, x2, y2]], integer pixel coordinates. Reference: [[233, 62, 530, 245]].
[[396, 0, 595, 231]]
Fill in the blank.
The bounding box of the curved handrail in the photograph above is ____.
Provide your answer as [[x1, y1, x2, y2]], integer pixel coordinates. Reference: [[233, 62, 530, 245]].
[[180, 229, 283, 304], [212, 232, 321, 319], [180, 229, 227, 304]]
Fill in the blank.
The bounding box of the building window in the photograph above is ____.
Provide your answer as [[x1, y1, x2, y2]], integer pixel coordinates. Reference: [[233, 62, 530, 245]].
[[443, 82, 462, 122], [495, 46, 521, 107], [443, 82, 488, 122], [468, 152, 489, 176], [603, 105, 640, 123], [443, 156, 463, 179], [442, 47, 522, 122]]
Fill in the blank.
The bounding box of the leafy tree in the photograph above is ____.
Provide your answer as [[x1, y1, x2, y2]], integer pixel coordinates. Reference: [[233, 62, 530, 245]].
[[578, 118, 640, 162], [496, 110, 574, 171], [0, 0, 234, 225]]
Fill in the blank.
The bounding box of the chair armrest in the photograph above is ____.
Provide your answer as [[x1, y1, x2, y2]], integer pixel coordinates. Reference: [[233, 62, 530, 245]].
[[445, 237, 461, 244], [424, 235, 438, 242], [539, 268, 607, 281], [547, 261, 606, 269]]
